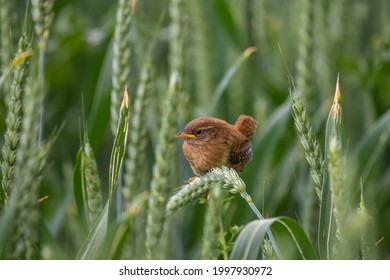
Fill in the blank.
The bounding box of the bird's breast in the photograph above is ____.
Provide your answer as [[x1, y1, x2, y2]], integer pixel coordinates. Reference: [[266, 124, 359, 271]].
[[182, 139, 231, 176]]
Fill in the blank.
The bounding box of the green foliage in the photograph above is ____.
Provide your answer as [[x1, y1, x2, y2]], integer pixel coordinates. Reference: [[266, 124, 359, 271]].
[[0, 0, 389, 260], [77, 89, 130, 259], [230, 218, 317, 260], [76, 202, 109, 259]]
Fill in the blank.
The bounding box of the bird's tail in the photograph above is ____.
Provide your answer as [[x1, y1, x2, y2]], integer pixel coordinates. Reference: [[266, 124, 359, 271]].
[[234, 115, 257, 138]]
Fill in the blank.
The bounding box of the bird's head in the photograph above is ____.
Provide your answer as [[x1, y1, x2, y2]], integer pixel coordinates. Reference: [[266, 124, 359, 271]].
[[175, 117, 229, 144]]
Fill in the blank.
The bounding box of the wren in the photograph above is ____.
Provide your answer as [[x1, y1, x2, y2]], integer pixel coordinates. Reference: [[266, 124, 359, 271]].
[[176, 115, 257, 176]]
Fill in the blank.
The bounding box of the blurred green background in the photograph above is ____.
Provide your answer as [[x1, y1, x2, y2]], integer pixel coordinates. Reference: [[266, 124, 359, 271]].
[[1, 0, 389, 259]]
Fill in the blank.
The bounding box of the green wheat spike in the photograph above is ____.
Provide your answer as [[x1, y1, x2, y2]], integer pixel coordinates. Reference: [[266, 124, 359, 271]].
[[166, 167, 248, 215], [328, 130, 368, 259], [123, 56, 152, 207], [381, 0, 390, 37], [8, 76, 41, 259], [291, 94, 324, 203], [188, 0, 214, 109], [1, 35, 31, 207], [201, 184, 222, 260], [31, 0, 54, 50], [166, 167, 283, 259], [250, 0, 267, 69], [0, 0, 11, 75], [313, 0, 331, 97], [111, 0, 133, 135], [31, 0, 54, 143], [83, 139, 103, 228], [295, 0, 315, 112], [328, 81, 366, 259], [328, 0, 345, 42], [145, 0, 185, 260], [166, 173, 221, 216], [7, 62, 59, 259]]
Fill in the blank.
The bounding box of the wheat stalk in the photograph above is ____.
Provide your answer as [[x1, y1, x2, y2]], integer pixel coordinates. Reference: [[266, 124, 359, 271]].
[[145, 0, 185, 259]]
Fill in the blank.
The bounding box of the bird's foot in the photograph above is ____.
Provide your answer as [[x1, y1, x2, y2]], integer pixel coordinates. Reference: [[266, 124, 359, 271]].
[[186, 176, 209, 201], [186, 176, 199, 183]]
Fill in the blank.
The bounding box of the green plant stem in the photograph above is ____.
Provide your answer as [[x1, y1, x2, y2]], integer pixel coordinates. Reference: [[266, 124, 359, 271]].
[[240, 191, 282, 259]]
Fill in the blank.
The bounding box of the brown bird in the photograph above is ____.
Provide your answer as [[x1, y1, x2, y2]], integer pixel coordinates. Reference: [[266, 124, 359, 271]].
[[175, 115, 258, 176]]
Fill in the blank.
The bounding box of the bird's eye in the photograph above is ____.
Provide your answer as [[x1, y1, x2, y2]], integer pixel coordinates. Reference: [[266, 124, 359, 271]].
[[195, 129, 202, 136]]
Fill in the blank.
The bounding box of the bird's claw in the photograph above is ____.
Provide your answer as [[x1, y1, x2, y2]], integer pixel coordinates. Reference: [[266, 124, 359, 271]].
[[185, 176, 208, 200], [186, 176, 199, 183]]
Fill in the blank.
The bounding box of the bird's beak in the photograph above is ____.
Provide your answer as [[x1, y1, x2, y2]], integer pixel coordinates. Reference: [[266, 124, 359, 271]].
[[175, 132, 196, 139]]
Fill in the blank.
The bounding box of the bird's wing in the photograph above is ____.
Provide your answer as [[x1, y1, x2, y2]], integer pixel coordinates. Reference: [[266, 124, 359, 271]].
[[228, 140, 253, 166]]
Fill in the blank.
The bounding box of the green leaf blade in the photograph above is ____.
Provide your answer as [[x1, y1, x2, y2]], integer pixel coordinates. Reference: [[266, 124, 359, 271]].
[[209, 46, 256, 115], [108, 88, 130, 204], [76, 201, 109, 260], [73, 148, 88, 231], [230, 217, 318, 260], [230, 220, 270, 260], [318, 104, 336, 260]]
